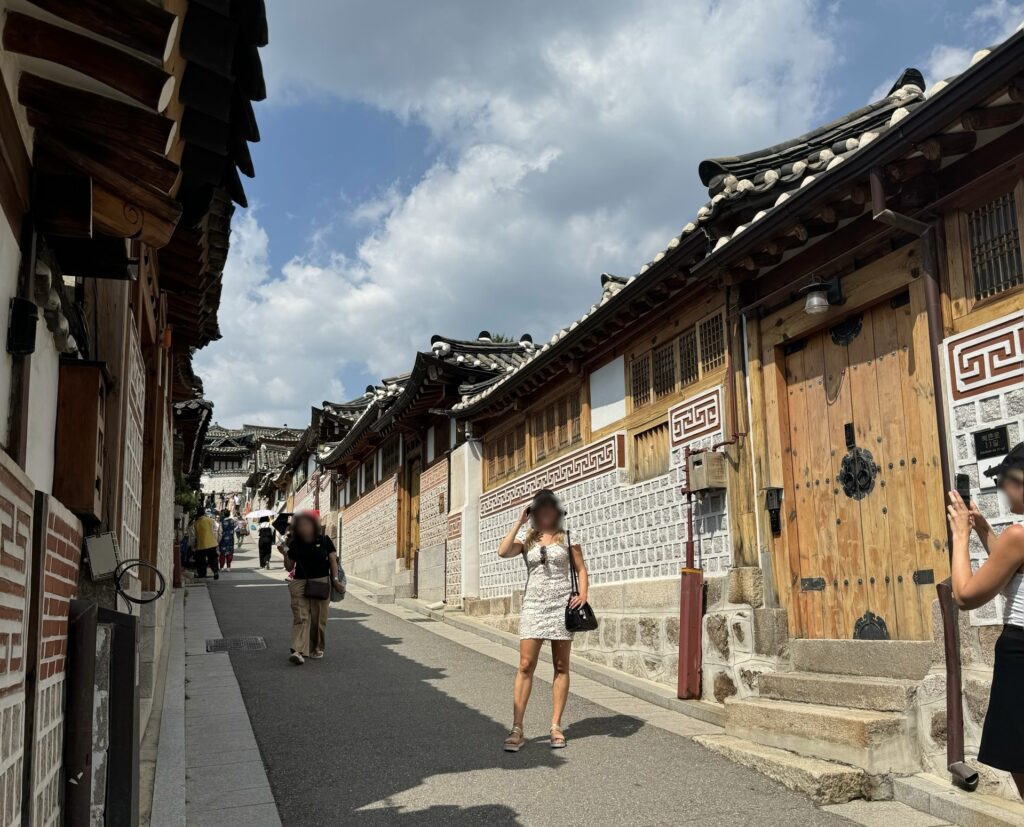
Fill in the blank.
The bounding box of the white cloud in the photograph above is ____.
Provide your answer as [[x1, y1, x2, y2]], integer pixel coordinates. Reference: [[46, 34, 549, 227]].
[[197, 0, 841, 426], [921, 0, 1022, 89]]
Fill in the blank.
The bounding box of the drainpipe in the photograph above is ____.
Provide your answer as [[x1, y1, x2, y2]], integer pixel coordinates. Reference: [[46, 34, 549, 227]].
[[869, 169, 978, 792]]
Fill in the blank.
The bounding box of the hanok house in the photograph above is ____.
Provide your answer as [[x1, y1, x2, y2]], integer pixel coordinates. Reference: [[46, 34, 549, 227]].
[[442, 28, 1024, 802], [200, 424, 255, 513], [322, 334, 535, 603], [0, 0, 266, 821], [241, 425, 305, 510]]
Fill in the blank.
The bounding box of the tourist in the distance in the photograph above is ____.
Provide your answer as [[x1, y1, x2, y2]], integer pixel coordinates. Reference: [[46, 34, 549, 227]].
[[496, 489, 588, 752], [189, 508, 221, 580], [257, 516, 274, 569], [281, 511, 345, 665], [948, 442, 1024, 798], [218, 509, 236, 571]]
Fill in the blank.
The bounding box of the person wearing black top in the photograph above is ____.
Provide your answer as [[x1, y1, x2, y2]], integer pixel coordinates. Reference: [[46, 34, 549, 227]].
[[257, 517, 274, 569], [281, 512, 345, 665]]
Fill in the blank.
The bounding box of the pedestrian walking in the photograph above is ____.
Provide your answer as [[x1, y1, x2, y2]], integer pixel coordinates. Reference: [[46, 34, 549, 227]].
[[948, 441, 1024, 797], [218, 509, 236, 571], [257, 517, 275, 569], [281, 511, 345, 665], [189, 508, 221, 580], [497, 489, 589, 751]]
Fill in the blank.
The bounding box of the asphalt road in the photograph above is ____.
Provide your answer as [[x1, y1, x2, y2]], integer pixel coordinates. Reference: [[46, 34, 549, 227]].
[[207, 558, 852, 826]]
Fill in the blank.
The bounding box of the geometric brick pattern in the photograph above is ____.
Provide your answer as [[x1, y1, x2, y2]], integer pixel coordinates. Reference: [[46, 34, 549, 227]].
[[946, 310, 1024, 401], [670, 386, 722, 445], [445, 513, 463, 608], [418, 459, 449, 554]]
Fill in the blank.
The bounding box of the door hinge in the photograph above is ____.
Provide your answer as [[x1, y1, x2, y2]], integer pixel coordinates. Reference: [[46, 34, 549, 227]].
[[912, 569, 935, 585], [800, 577, 826, 591]]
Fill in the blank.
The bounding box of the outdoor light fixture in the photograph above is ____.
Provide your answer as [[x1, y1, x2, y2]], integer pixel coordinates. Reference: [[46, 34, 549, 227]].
[[799, 276, 844, 315]]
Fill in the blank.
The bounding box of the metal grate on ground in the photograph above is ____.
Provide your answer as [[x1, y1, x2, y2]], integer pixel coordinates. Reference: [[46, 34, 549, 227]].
[[205, 636, 267, 653]]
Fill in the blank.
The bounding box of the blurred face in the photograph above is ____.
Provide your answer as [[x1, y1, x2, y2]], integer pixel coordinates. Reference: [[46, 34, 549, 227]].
[[532, 502, 559, 532], [1001, 473, 1024, 514], [295, 516, 317, 542]]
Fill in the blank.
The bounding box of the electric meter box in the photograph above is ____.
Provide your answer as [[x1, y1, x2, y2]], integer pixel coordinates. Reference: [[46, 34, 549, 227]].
[[686, 451, 728, 492]]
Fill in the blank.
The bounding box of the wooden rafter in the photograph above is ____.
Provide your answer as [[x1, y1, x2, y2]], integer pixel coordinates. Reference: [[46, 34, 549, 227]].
[[24, 0, 177, 60]]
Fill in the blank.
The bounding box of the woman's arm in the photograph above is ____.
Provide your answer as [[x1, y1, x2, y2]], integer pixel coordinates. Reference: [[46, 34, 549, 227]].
[[329, 552, 345, 592], [568, 544, 589, 609], [949, 491, 1024, 610], [497, 508, 530, 558]]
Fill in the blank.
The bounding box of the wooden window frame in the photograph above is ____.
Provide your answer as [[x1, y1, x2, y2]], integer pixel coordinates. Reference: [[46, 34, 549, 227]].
[[482, 382, 587, 491], [380, 435, 400, 480], [630, 418, 671, 483], [944, 175, 1024, 327]]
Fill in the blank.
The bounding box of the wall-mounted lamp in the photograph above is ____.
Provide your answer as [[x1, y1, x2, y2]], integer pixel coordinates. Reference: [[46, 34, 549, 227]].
[[799, 276, 844, 315]]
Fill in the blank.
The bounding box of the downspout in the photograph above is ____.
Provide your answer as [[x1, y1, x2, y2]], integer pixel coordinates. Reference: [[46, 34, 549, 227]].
[[869, 169, 978, 791]]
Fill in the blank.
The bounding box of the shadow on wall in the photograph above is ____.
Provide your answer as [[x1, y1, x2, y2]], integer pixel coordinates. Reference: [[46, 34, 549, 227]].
[[207, 587, 646, 824]]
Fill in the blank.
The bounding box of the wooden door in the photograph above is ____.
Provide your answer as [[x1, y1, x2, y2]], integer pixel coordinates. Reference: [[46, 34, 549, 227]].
[[782, 284, 948, 640], [402, 456, 422, 568]]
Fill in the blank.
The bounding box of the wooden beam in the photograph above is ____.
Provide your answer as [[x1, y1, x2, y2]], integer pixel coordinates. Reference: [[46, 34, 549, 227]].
[[34, 172, 92, 238], [961, 103, 1024, 131], [1009, 76, 1024, 103], [91, 184, 177, 249], [3, 12, 174, 110], [24, 0, 177, 60], [31, 118, 179, 194], [48, 235, 133, 280], [803, 206, 838, 235], [916, 131, 977, 161], [19, 74, 175, 158], [773, 223, 808, 251], [0, 68, 30, 237], [885, 155, 935, 183]]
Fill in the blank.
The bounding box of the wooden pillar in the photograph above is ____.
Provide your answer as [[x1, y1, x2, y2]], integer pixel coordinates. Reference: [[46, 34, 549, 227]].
[[725, 288, 759, 568]]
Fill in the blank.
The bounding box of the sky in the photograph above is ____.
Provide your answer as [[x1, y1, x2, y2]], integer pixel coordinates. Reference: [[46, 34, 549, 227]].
[[194, 0, 1024, 429]]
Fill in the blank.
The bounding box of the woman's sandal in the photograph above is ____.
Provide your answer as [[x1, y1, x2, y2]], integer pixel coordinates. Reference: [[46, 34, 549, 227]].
[[550, 725, 566, 749], [503, 725, 525, 752]]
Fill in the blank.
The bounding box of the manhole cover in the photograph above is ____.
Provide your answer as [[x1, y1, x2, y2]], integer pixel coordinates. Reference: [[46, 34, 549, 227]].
[[206, 637, 267, 653]]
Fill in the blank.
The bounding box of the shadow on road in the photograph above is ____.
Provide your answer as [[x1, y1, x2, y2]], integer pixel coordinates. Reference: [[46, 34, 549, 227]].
[[208, 584, 644, 825]]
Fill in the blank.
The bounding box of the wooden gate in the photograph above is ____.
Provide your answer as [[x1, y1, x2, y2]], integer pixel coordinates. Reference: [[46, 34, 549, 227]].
[[780, 281, 948, 640]]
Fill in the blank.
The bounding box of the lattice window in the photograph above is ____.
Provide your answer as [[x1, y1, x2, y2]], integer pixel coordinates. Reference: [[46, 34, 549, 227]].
[[484, 422, 528, 488], [121, 325, 145, 563], [653, 343, 676, 398], [631, 421, 670, 483], [679, 328, 699, 387], [630, 354, 651, 407], [531, 411, 547, 463], [967, 191, 1023, 300], [699, 312, 726, 371], [380, 437, 400, 479], [347, 473, 358, 504], [362, 458, 375, 492]]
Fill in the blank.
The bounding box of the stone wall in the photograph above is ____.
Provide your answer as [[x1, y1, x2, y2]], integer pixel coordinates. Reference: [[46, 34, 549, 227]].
[[416, 460, 449, 604], [943, 309, 1024, 625], [445, 514, 462, 607], [339, 476, 398, 587], [477, 387, 731, 600]]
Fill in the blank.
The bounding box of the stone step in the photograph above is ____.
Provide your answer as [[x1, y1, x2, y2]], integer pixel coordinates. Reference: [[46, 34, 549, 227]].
[[759, 671, 918, 712], [791, 639, 933, 681], [724, 697, 917, 774], [694, 734, 868, 805]]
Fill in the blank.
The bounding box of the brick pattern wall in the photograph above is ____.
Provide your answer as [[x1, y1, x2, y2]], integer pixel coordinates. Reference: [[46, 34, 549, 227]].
[[477, 391, 729, 599], [419, 460, 448, 553], [0, 456, 32, 827], [945, 311, 1024, 625], [339, 477, 398, 584], [32, 496, 82, 825], [445, 514, 462, 607]]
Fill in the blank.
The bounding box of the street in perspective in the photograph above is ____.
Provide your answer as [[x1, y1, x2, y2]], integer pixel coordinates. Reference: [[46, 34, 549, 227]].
[[1, 1, 1024, 825]]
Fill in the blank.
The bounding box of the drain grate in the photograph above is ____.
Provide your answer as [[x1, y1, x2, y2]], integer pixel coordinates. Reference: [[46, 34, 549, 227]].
[[206, 636, 267, 653]]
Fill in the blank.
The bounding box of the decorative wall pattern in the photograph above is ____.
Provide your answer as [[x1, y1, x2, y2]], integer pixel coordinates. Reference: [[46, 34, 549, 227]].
[[670, 386, 722, 446], [477, 390, 729, 599], [946, 311, 1024, 401], [479, 434, 624, 518], [339, 478, 399, 584], [446, 512, 463, 607], [419, 459, 449, 554], [944, 315, 1024, 626]]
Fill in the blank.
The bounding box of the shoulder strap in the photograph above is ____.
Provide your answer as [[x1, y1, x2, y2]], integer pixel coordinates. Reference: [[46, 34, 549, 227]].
[[567, 529, 580, 596]]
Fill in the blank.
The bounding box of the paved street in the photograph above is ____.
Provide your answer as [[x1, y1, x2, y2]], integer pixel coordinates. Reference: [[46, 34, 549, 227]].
[[194, 545, 859, 826]]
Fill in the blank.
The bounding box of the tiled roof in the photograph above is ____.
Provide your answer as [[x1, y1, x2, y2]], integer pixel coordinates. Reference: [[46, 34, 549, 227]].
[[453, 24, 1024, 413]]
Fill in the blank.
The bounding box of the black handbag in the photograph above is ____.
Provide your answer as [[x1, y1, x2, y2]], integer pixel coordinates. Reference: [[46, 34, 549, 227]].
[[564, 530, 598, 632]]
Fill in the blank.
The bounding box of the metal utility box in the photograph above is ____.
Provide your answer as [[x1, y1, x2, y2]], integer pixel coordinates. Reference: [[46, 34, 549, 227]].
[[686, 450, 727, 492]]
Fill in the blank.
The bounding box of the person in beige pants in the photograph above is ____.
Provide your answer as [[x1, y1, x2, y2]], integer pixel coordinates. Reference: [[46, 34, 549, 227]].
[[281, 512, 344, 665]]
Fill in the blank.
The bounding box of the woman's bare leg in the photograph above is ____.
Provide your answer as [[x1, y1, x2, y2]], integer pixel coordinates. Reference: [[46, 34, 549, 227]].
[[513, 639, 542, 726], [550, 639, 572, 727]]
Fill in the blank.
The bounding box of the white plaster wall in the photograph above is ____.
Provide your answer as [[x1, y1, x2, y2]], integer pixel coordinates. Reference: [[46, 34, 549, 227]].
[[25, 322, 59, 494], [589, 356, 626, 432]]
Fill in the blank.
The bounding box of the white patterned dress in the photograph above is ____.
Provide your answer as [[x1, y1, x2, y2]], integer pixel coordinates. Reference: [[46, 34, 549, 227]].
[[519, 542, 574, 641]]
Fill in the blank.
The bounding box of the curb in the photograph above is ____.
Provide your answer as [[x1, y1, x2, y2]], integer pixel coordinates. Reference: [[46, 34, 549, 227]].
[[893, 773, 1024, 827], [392, 596, 725, 728]]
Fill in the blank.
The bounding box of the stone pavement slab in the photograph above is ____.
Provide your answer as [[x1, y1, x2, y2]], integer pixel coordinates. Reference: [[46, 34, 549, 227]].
[[184, 584, 281, 826], [823, 799, 952, 826]]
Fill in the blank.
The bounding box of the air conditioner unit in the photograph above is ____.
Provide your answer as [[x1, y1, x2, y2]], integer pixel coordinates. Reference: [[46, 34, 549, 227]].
[[686, 450, 728, 492]]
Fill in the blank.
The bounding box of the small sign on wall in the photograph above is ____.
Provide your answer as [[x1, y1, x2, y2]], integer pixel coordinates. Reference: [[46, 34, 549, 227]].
[[974, 426, 1009, 489]]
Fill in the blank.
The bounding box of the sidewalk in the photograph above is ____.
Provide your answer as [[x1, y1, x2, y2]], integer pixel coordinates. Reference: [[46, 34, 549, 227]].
[[179, 581, 280, 826]]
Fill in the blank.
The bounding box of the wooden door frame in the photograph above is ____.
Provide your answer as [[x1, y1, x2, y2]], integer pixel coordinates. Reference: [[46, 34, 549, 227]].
[[757, 245, 920, 637], [398, 441, 422, 569]]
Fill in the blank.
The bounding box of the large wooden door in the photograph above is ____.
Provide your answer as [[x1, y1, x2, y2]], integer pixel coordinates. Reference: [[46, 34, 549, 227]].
[[782, 284, 948, 640], [401, 455, 422, 569]]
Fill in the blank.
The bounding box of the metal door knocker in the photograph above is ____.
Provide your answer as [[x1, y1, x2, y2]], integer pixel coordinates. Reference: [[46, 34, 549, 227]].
[[853, 610, 890, 640], [838, 446, 879, 500], [829, 314, 863, 346]]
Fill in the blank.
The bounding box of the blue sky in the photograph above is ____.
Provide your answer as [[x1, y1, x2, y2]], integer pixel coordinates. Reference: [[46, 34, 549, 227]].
[[196, 0, 1024, 428]]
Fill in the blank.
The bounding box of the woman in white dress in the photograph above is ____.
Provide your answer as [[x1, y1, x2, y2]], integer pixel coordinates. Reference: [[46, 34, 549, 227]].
[[497, 489, 588, 752]]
